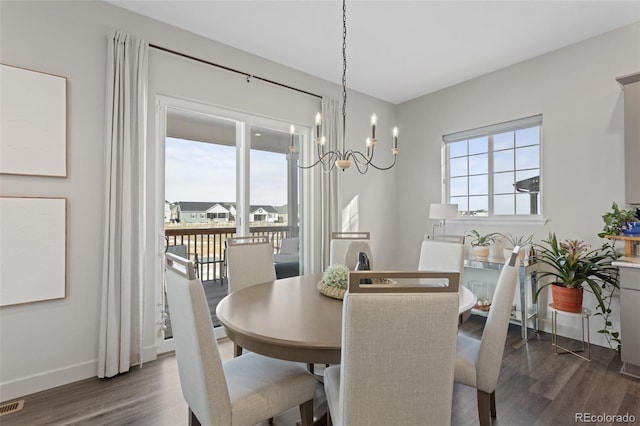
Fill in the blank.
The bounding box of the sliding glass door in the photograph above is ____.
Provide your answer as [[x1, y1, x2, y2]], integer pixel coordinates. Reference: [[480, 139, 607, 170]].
[[157, 96, 303, 351]]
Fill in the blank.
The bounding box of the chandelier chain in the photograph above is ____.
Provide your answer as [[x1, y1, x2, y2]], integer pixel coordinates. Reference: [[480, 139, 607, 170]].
[[342, 0, 348, 154]]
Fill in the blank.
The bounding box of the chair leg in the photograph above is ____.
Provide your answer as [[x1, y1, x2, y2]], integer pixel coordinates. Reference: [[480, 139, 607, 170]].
[[234, 343, 243, 357], [477, 390, 493, 426], [299, 399, 314, 426], [490, 391, 496, 417], [188, 407, 201, 426]]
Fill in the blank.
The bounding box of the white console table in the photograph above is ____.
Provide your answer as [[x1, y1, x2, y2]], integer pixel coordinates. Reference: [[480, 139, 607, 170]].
[[464, 258, 539, 341]]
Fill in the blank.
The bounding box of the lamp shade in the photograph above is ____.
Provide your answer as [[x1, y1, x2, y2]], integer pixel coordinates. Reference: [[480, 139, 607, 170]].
[[429, 203, 458, 219]]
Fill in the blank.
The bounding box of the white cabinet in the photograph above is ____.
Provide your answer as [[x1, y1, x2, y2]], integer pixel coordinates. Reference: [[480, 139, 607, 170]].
[[618, 264, 640, 378]]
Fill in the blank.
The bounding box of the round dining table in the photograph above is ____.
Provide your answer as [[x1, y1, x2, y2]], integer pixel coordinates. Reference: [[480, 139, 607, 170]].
[[216, 272, 477, 365]]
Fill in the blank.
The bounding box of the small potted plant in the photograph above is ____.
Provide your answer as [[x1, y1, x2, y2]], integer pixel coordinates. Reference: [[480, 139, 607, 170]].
[[597, 202, 639, 238], [498, 232, 534, 264], [317, 264, 349, 299], [534, 233, 618, 313], [466, 230, 499, 260]]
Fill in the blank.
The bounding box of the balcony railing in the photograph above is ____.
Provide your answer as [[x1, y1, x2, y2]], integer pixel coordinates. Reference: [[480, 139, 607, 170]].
[[165, 225, 298, 282]]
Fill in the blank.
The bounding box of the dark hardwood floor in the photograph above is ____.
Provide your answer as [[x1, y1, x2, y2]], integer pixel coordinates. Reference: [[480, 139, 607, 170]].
[[3, 316, 639, 425]]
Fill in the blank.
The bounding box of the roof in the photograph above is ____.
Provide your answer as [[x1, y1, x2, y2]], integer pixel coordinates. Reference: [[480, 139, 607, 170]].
[[177, 201, 217, 212]]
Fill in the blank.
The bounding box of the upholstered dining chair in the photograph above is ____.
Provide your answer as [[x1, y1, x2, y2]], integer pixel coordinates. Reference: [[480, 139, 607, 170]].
[[418, 233, 468, 321], [329, 231, 372, 270], [225, 236, 276, 356], [226, 236, 276, 293], [324, 270, 461, 426], [454, 247, 520, 426], [165, 252, 315, 426], [418, 233, 465, 279]]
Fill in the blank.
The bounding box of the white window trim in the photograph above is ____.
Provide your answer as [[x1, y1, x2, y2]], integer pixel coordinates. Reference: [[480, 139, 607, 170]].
[[442, 114, 543, 220]]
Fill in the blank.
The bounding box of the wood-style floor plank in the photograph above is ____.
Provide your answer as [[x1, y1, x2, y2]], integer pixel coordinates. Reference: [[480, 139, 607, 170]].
[[4, 316, 639, 425]]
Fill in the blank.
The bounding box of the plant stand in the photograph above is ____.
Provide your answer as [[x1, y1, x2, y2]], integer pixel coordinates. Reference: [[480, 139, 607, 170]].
[[549, 303, 591, 361]]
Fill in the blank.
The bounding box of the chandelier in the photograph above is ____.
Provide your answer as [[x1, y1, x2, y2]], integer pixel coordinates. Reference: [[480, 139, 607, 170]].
[[298, 0, 398, 173]]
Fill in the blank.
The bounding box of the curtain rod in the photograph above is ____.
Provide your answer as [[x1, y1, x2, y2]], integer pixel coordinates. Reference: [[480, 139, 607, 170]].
[[149, 43, 322, 100]]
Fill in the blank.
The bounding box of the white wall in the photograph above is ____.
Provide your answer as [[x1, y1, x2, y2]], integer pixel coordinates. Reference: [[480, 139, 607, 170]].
[[396, 23, 640, 346], [0, 0, 397, 401]]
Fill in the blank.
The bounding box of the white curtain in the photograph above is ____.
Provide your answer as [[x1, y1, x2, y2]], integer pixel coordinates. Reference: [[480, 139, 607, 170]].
[[98, 30, 149, 378], [321, 97, 341, 268]]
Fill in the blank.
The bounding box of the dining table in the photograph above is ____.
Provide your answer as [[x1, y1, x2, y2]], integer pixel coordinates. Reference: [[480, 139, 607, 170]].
[[215, 272, 477, 365]]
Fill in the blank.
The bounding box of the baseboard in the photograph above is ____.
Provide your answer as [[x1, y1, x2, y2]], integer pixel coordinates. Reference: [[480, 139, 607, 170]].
[[0, 359, 97, 403], [0, 344, 159, 403]]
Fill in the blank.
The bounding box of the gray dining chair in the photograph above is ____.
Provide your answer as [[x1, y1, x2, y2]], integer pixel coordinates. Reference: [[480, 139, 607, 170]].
[[165, 252, 315, 426], [454, 247, 520, 426], [324, 270, 461, 426]]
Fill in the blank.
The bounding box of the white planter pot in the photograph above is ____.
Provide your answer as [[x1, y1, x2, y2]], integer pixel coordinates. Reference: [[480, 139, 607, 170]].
[[473, 245, 490, 260]]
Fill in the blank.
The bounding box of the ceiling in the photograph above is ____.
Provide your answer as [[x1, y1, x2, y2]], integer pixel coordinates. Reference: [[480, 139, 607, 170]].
[[106, 1, 640, 104]]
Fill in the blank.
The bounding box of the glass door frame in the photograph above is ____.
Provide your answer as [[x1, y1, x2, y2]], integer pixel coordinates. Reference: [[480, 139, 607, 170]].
[[154, 95, 312, 354]]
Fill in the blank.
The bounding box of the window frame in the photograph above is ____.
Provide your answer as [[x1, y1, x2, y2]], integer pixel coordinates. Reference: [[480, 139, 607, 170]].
[[442, 115, 543, 220]]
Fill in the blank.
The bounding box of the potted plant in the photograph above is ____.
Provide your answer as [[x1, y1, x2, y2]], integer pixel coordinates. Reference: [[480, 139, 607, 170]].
[[597, 202, 640, 237], [534, 233, 618, 314], [498, 232, 534, 264], [467, 230, 499, 260]]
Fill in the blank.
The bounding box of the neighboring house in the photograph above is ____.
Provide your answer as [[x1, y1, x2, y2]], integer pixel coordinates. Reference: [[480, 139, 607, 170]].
[[164, 200, 171, 223], [250, 205, 279, 223], [176, 201, 216, 224], [171, 202, 279, 224], [274, 204, 288, 224], [205, 203, 235, 222], [169, 202, 180, 223]]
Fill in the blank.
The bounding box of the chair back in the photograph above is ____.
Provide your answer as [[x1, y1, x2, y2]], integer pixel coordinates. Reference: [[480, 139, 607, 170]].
[[418, 234, 465, 272], [164, 253, 232, 425], [476, 247, 520, 392], [338, 271, 460, 425], [329, 231, 372, 270], [418, 234, 465, 285], [226, 236, 276, 293]]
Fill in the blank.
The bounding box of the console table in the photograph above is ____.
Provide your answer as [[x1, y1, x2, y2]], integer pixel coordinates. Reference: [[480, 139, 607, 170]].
[[464, 258, 539, 341]]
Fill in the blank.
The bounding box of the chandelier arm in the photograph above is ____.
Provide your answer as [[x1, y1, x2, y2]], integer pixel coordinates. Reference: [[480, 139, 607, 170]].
[[349, 148, 398, 171], [298, 150, 340, 170]]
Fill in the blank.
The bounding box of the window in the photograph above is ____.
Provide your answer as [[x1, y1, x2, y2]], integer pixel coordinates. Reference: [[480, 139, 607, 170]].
[[443, 115, 542, 217]]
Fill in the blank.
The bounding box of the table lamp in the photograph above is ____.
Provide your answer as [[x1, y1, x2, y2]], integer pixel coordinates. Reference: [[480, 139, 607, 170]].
[[429, 203, 458, 234]]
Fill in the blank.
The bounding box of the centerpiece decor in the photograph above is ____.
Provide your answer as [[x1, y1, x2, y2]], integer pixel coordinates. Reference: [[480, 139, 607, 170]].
[[534, 233, 618, 314], [318, 264, 349, 300]]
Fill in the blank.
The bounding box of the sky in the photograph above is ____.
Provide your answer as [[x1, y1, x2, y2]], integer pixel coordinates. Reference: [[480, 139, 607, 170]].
[[165, 137, 288, 206]]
